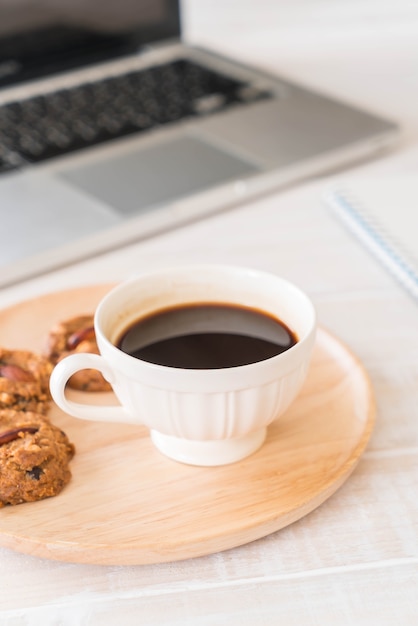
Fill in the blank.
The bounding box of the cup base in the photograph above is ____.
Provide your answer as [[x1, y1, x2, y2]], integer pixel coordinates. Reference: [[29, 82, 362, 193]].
[[150, 428, 266, 466]]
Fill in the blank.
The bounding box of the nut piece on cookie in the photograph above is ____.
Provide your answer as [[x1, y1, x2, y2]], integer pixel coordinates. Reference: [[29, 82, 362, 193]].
[[0, 409, 75, 507], [0, 348, 53, 414], [45, 314, 111, 392]]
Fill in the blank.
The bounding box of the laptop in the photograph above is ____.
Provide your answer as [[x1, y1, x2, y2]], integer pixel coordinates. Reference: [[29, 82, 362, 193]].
[[0, 0, 399, 287]]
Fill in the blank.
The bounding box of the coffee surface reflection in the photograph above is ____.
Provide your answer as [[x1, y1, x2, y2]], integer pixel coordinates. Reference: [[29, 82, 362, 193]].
[[117, 303, 298, 369]]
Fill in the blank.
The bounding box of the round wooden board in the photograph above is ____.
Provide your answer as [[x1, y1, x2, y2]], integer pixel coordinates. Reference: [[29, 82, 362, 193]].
[[0, 284, 375, 565]]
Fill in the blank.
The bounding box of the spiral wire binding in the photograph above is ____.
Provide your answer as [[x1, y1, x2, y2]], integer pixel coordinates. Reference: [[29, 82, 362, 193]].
[[326, 187, 418, 301]]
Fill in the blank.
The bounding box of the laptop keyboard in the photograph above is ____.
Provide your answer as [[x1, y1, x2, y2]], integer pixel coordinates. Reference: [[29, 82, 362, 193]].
[[0, 59, 272, 173]]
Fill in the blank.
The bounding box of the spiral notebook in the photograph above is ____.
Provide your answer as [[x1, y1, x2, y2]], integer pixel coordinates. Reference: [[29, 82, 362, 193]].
[[326, 175, 418, 300]]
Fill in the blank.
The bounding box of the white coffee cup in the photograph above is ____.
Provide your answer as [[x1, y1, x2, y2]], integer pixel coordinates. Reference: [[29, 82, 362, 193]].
[[50, 265, 316, 466]]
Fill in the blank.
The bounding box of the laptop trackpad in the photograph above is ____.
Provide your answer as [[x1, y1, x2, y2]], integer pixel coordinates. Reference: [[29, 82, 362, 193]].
[[59, 136, 257, 215]]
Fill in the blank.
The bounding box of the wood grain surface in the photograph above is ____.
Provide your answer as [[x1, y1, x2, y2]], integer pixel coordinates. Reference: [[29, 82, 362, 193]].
[[0, 285, 375, 565]]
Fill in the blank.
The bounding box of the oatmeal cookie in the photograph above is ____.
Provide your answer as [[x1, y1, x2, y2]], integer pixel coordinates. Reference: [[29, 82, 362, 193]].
[[0, 348, 53, 414], [0, 409, 75, 507], [45, 314, 111, 392]]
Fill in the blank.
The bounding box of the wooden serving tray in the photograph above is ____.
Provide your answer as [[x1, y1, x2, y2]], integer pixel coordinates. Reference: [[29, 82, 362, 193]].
[[0, 284, 375, 565]]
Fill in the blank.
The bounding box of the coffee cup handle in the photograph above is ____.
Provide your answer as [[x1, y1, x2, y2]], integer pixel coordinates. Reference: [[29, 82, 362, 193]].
[[50, 353, 133, 423]]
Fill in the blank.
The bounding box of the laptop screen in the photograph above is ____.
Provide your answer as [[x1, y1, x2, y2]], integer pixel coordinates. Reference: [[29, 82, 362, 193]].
[[0, 0, 180, 88]]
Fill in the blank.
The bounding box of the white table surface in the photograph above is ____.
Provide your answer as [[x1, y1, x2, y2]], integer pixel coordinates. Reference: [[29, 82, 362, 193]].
[[1, 1, 418, 624]]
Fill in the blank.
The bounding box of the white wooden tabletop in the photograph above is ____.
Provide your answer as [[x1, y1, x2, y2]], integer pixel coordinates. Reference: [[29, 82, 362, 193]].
[[1, 1, 418, 624]]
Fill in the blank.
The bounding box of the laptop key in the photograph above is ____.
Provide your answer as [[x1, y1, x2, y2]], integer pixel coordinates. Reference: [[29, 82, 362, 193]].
[[192, 93, 227, 115], [17, 134, 46, 157]]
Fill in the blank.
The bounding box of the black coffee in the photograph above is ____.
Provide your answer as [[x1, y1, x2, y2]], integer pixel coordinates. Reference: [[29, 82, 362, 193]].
[[117, 303, 297, 369]]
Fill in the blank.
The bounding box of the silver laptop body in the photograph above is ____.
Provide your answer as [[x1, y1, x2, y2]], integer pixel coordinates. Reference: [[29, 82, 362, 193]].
[[0, 0, 399, 287]]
